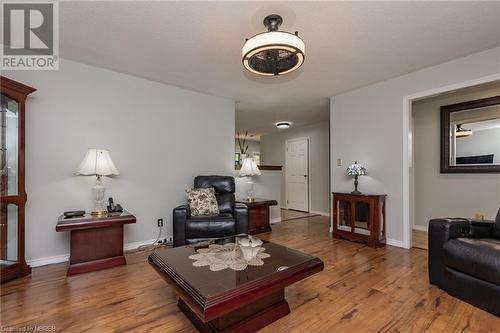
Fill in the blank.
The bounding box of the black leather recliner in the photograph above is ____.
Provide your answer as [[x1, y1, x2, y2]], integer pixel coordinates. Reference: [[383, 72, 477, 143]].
[[428, 208, 500, 317], [173, 176, 248, 247]]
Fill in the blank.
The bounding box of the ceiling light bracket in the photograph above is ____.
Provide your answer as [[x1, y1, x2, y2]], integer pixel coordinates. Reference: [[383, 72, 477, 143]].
[[263, 14, 283, 32]]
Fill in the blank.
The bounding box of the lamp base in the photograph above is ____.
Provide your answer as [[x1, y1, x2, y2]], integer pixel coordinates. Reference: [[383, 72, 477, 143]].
[[91, 209, 108, 216], [246, 180, 255, 202], [92, 175, 107, 216], [351, 175, 362, 195]]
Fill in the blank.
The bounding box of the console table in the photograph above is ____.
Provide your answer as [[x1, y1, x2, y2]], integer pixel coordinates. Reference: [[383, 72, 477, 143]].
[[332, 192, 386, 247], [56, 211, 136, 276], [238, 198, 278, 235]]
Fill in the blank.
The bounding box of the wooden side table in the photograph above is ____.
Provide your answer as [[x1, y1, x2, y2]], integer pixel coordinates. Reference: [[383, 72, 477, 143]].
[[56, 211, 136, 276], [332, 192, 386, 248], [238, 198, 278, 235]]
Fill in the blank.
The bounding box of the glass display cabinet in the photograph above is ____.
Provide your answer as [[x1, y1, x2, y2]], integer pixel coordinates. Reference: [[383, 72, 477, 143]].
[[1, 76, 36, 283], [332, 192, 386, 248]]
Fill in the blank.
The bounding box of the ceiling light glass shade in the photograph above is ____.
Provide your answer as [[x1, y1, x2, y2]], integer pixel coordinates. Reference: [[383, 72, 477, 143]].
[[242, 15, 305, 76], [239, 157, 262, 177], [456, 124, 472, 137], [276, 121, 291, 129], [242, 32, 305, 76], [75, 148, 120, 176]]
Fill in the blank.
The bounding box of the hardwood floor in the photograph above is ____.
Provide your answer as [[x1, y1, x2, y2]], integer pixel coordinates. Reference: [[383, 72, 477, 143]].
[[1, 216, 499, 332], [413, 229, 429, 250], [280, 209, 319, 221]]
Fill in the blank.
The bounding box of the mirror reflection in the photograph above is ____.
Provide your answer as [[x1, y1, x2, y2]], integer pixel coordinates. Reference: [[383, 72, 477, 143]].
[[449, 104, 500, 166]]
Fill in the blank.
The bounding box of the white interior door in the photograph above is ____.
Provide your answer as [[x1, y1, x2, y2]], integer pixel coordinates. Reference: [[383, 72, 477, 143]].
[[285, 137, 309, 212]]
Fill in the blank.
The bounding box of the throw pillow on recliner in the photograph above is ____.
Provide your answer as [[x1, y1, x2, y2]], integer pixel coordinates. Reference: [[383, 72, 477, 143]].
[[186, 187, 219, 216], [495, 207, 500, 238]]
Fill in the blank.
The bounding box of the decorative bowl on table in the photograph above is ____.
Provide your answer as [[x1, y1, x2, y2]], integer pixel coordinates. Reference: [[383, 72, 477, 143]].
[[237, 235, 263, 261]]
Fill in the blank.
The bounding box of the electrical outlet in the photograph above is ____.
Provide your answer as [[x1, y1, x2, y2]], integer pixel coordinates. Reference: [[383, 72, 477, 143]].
[[157, 218, 164, 227], [474, 213, 485, 220], [337, 158, 342, 166]]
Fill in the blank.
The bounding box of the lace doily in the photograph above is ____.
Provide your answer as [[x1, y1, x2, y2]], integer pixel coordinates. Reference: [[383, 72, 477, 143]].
[[188, 243, 270, 271]]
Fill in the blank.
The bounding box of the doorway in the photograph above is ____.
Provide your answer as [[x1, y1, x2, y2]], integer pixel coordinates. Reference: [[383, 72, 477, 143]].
[[403, 74, 500, 249], [285, 137, 310, 212]]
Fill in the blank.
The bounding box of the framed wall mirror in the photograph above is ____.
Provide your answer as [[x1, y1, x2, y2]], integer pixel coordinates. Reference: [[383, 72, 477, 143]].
[[441, 95, 500, 173]]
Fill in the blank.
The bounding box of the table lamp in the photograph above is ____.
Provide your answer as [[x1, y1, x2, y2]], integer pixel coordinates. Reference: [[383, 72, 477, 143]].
[[239, 157, 261, 202], [75, 148, 120, 215], [347, 161, 367, 195]]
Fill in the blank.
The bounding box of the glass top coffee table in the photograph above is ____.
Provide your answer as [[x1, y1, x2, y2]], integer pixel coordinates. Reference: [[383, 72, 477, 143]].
[[148, 236, 324, 333]]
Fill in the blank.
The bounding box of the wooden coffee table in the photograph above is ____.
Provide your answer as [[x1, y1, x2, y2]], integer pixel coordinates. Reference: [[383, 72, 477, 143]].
[[148, 236, 324, 333]]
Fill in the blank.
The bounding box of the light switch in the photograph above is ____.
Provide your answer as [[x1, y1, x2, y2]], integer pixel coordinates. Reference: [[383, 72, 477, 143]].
[[337, 158, 342, 166]]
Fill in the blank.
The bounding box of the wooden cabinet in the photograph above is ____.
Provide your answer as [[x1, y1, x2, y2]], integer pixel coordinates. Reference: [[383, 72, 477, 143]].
[[239, 199, 278, 235], [1, 77, 36, 283], [332, 192, 386, 248], [56, 211, 136, 276]]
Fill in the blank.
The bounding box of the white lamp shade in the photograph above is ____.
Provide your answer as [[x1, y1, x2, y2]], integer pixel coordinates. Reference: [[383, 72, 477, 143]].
[[75, 148, 120, 176], [239, 157, 261, 177]]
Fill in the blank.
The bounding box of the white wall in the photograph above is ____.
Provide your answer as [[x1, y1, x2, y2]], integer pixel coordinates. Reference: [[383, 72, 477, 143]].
[[235, 170, 282, 222], [260, 121, 330, 215], [4, 59, 235, 262], [456, 128, 500, 163], [331, 47, 500, 246], [412, 84, 500, 229]]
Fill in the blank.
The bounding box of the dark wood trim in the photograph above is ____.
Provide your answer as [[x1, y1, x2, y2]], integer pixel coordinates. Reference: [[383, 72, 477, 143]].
[[440, 95, 500, 173], [56, 212, 136, 231], [56, 212, 136, 276], [1, 76, 36, 283], [148, 252, 323, 322], [235, 165, 282, 171], [331, 192, 386, 248], [177, 291, 290, 333], [0, 77, 36, 97], [237, 199, 278, 207], [237, 199, 277, 235], [67, 256, 127, 276]]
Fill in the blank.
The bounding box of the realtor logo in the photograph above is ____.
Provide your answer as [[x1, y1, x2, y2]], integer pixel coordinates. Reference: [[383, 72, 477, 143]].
[[1, 1, 59, 70]]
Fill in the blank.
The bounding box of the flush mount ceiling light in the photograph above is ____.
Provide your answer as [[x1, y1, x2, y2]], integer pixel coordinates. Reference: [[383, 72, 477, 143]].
[[276, 121, 291, 129], [456, 124, 472, 138], [242, 14, 305, 76]]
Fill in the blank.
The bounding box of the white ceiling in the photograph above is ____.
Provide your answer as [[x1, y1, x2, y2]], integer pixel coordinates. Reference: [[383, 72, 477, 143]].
[[465, 118, 500, 131], [59, 1, 500, 138]]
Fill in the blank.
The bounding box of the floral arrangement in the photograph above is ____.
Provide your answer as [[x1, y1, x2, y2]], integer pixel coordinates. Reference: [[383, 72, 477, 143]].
[[236, 131, 249, 155], [347, 161, 367, 177]]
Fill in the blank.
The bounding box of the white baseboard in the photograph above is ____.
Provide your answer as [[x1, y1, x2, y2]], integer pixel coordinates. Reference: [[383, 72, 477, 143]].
[[310, 210, 330, 216], [27, 254, 70, 268], [386, 238, 405, 248], [27, 238, 161, 268], [270, 217, 282, 224], [412, 225, 428, 232], [123, 238, 158, 251]]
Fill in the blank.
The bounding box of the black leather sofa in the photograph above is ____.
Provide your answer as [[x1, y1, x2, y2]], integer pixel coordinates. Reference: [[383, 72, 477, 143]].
[[173, 176, 248, 247], [428, 209, 500, 316]]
